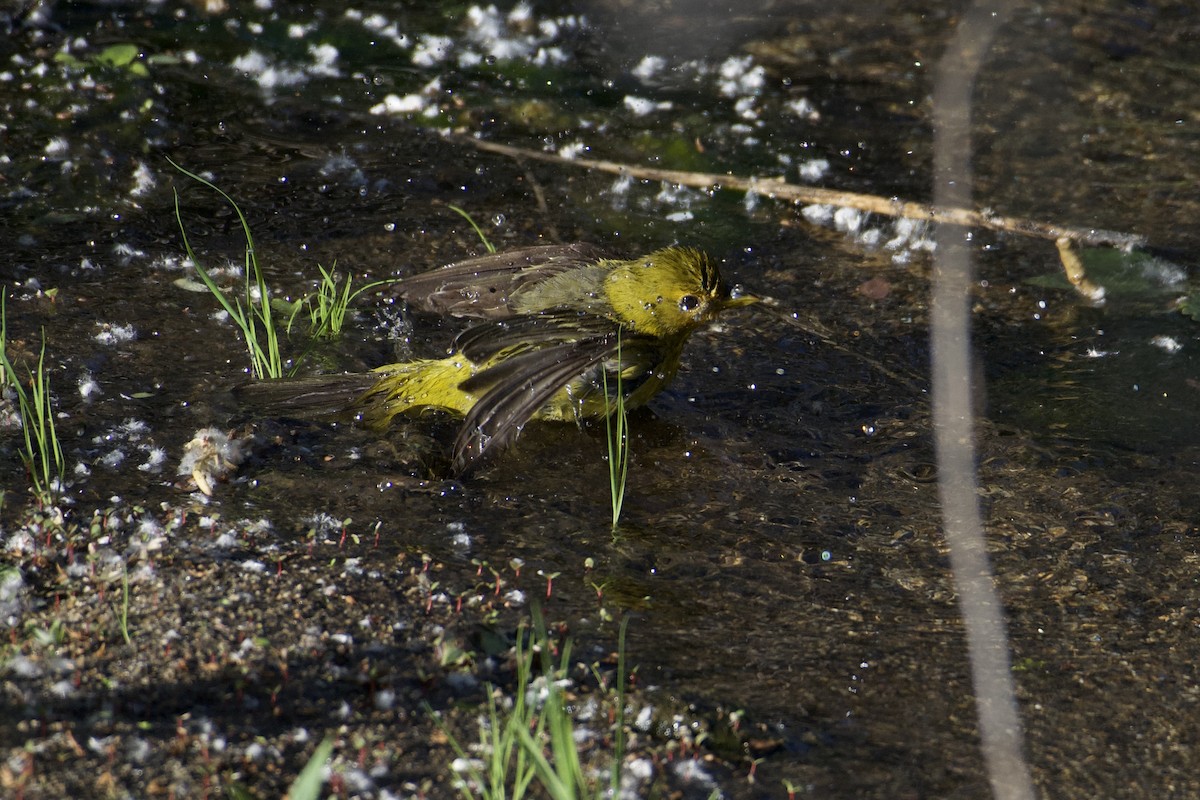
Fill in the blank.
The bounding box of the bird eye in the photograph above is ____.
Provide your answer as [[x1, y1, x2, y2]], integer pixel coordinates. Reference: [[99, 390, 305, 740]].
[[679, 294, 701, 312]]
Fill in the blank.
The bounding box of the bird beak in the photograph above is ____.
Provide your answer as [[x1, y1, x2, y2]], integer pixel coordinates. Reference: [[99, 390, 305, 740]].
[[723, 284, 760, 309]]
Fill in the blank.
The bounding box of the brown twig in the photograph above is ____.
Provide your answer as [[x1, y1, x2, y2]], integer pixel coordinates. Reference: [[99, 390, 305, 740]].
[[522, 167, 561, 243], [1054, 236, 1106, 302], [452, 134, 1145, 251]]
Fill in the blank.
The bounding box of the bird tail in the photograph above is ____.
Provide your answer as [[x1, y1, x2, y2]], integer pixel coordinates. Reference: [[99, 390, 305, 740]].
[[355, 357, 478, 428], [237, 358, 477, 428], [234, 373, 382, 419]]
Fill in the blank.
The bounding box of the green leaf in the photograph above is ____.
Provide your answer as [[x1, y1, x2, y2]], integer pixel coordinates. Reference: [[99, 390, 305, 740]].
[[1026, 247, 1186, 298], [286, 737, 334, 800], [225, 783, 254, 800], [1178, 293, 1200, 321], [96, 44, 140, 68], [271, 297, 304, 316], [174, 277, 213, 294], [1023, 273, 1071, 290]]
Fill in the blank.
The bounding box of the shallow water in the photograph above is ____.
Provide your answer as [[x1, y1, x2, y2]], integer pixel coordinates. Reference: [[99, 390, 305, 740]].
[[3, 1, 1200, 797]]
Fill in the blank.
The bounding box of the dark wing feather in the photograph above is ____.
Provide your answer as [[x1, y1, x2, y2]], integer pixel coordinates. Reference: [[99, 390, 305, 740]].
[[451, 335, 619, 473], [454, 311, 618, 363], [394, 243, 611, 319], [234, 373, 380, 418]]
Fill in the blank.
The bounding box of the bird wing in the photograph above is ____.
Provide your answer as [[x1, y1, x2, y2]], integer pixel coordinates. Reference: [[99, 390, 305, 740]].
[[448, 310, 670, 472], [394, 243, 612, 319], [451, 316, 676, 472], [452, 334, 619, 473], [454, 311, 618, 363]]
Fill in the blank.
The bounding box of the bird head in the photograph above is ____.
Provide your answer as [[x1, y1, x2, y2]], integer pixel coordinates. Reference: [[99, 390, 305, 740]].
[[604, 246, 758, 338]]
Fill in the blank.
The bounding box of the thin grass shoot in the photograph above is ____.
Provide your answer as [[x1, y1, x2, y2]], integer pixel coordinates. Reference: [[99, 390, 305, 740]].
[[286, 737, 335, 800], [431, 607, 631, 800], [287, 263, 401, 340], [431, 626, 542, 800], [602, 333, 631, 529], [524, 604, 592, 799], [169, 158, 285, 379], [0, 293, 64, 502], [448, 204, 497, 253]]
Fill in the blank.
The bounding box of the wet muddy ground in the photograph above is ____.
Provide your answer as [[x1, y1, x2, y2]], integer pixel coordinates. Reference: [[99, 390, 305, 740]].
[[3, 1, 1200, 798]]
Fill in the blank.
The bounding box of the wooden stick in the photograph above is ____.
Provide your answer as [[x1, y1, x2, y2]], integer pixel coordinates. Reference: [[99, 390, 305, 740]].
[[1054, 236, 1106, 302], [452, 134, 1145, 251]]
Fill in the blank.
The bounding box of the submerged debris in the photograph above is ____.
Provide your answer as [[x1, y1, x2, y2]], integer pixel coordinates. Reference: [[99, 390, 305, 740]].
[[178, 426, 250, 496]]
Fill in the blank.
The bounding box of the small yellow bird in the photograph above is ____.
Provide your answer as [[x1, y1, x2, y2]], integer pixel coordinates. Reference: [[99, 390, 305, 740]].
[[248, 244, 757, 472]]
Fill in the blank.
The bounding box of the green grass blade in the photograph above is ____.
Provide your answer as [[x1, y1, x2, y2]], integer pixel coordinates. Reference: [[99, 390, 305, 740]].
[[1, 296, 63, 501], [29, 337, 63, 496], [426, 705, 487, 800], [0, 296, 35, 486], [169, 158, 284, 379], [515, 725, 573, 800], [448, 204, 497, 253], [430, 608, 627, 800], [285, 737, 334, 800], [603, 332, 630, 528]]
